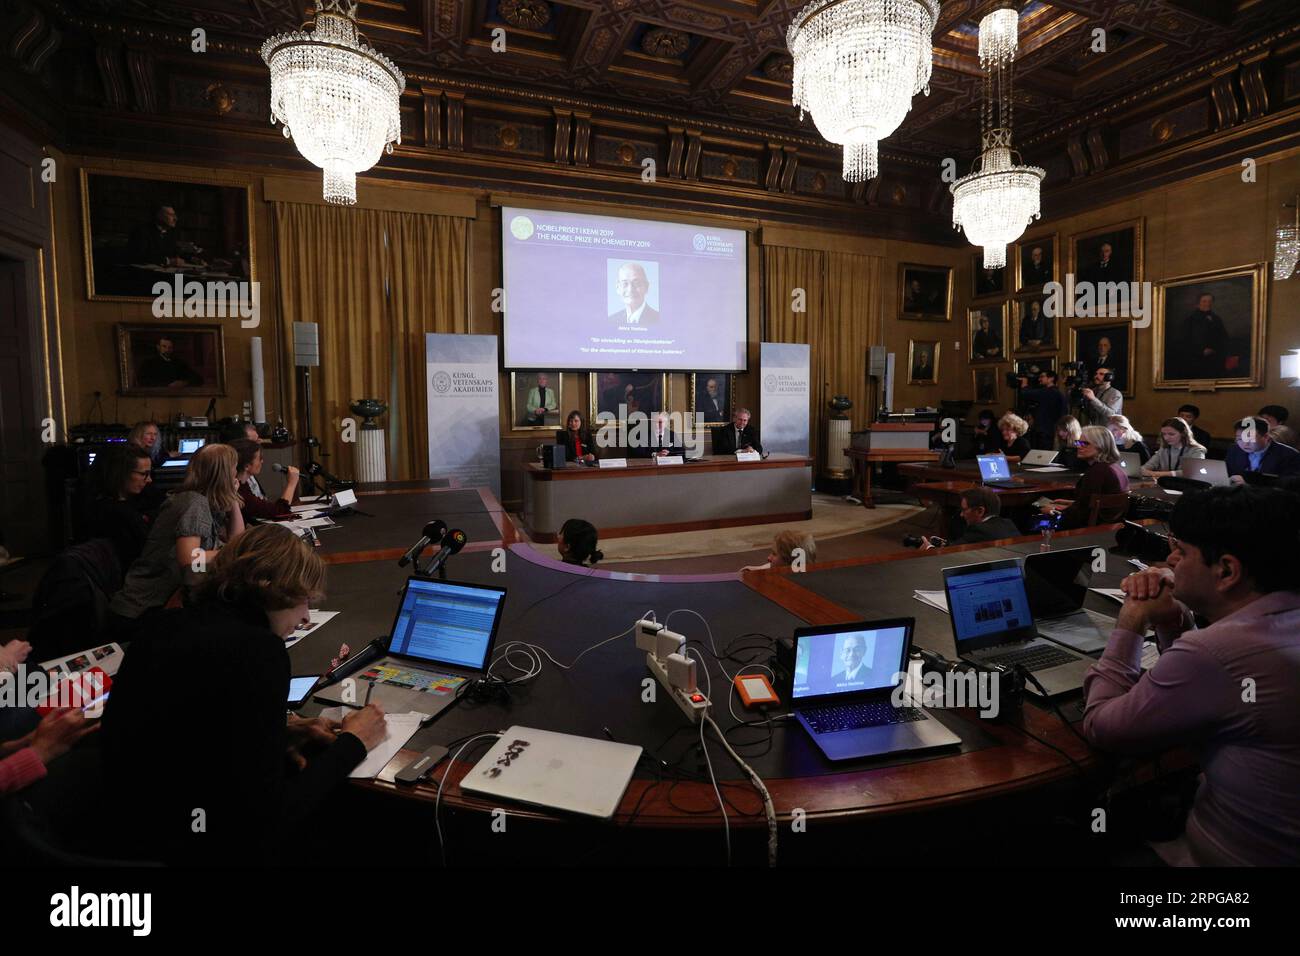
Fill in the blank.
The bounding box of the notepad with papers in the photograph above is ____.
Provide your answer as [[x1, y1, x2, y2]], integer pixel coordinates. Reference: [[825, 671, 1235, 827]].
[[913, 590, 949, 613]]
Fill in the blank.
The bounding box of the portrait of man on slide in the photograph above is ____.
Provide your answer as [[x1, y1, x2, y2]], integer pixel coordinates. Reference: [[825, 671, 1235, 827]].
[[608, 260, 660, 327]]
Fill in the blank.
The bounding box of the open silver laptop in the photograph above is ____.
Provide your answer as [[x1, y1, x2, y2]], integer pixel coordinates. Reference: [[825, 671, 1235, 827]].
[[1119, 451, 1145, 478], [1181, 458, 1229, 486], [1022, 449, 1059, 467], [460, 726, 641, 819]]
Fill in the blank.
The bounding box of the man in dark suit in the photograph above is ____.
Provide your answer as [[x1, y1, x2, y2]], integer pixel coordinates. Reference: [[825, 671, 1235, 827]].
[[1022, 244, 1052, 287], [1226, 417, 1300, 482], [713, 407, 762, 456], [1019, 299, 1049, 348], [608, 262, 659, 326], [1177, 404, 1213, 447], [1079, 240, 1130, 286], [920, 487, 1020, 548], [629, 412, 684, 459], [137, 336, 202, 388], [1179, 293, 1230, 380]]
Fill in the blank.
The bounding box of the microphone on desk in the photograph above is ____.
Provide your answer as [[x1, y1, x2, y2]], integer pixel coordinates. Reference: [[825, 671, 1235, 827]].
[[398, 520, 447, 569], [423, 529, 468, 578]]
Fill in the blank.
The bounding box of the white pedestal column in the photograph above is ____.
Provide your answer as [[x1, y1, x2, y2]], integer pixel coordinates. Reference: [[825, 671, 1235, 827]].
[[356, 427, 387, 483]]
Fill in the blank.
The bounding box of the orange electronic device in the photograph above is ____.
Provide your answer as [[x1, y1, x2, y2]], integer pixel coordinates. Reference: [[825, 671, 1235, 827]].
[[734, 672, 780, 708]]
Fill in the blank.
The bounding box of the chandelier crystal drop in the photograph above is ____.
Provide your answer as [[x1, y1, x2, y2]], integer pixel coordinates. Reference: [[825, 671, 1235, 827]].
[[951, 6, 1043, 269], [978, 8, 1019, 69], [787, 0, 941, 182], [1273, 200, 1299, 281], [262, 0, 405, 205]]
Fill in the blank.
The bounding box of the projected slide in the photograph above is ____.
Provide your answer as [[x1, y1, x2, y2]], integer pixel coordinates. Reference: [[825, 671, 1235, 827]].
[[502, 207, 748, 371]]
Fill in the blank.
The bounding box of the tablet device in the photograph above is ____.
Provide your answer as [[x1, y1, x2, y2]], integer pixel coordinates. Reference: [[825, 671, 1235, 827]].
[[288, 675, 321, 707]]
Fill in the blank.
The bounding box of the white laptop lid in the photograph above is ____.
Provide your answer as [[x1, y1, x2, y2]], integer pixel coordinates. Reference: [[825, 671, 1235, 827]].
[[1022, 449, 1058, 466], [460, 726, 642, 819], [1182, 458, 1229, 486], [1120, 451, 1143, 476]]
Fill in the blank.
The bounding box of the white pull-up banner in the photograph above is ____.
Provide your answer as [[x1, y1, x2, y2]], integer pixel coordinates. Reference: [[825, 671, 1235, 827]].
[[425, 333, 501, 498]]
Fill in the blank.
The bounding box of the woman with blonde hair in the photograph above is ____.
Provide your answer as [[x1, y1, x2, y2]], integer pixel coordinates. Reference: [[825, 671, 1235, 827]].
[[1141, 417, 1207, 479], [104, 524, 385, 865], [1107, 414, 1151, 463], [997, 413, 1031, 459], [743, 530, 817, 571], [108, 442, 245, 629], [1042, 425, 1129, 529]]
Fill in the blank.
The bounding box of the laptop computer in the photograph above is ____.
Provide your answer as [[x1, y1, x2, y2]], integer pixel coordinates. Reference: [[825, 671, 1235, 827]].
[[1119, 451, 1144, 478], [1022, 547, 1112, 654], [313, 576, 505, 720], [791, 619, 960, 761], [976, 453, 1025, 488], [460, 726, 641, 819], [1021, 449, 1059, 467], [941, 559, 1094, 697], [178, 437, 206, 454], [1181, 458, 1229, 486]]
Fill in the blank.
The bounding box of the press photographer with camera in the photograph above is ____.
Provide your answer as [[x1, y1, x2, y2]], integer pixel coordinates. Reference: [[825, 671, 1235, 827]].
[[906, 486, 1020, 550], [1076, 364, 1123, 426], [1010, 368, 1068, 450]]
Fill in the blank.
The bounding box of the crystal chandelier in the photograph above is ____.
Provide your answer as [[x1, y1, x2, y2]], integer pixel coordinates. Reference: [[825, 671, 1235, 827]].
[[787, 0, 941, 182], [1274, 198, 1299, 281], [262, 0, 405, 205], [950, 7, 1045, 269]]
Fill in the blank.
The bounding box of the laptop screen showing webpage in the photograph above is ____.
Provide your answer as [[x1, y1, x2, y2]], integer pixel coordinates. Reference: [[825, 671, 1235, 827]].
[[945, 564, 1034, 646], [179, 438, 206, 454], [792, 625, 908, 700], [387, 578, 505, 670], [976, 454, 1010, 482]]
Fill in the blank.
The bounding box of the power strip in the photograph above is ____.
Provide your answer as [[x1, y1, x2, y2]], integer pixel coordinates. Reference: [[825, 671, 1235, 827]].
[[646, 653, 710, 723]]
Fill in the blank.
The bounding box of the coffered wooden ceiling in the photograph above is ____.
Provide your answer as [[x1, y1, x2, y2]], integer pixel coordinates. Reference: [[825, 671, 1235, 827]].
[[6, 0, 1300, 235], [51, 0, 1300, 156]]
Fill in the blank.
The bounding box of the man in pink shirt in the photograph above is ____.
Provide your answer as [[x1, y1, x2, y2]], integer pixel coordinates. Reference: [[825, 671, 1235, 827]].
[[1083, 485, 1300, 865]]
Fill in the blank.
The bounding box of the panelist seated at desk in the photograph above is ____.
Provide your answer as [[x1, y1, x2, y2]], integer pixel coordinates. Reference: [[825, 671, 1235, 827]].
[[103, 524, 388, 866], [1226, 417, 1300, 483], [555, 409, 598, 465], [628, 411, 685, 459], [1039, 426, 1129, 529], [713, 407, 763, 457], [1083, 486, 1300, 866], [919, 487, 1021, 550], [232, 438, 298, 522]]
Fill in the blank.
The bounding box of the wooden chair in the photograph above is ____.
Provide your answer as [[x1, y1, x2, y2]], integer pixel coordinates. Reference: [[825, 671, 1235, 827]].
[[1089, 491, 1131, 526]]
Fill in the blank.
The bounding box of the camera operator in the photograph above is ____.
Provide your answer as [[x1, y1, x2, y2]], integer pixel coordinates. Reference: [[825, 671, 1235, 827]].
[[1078, 365, 1123, 426], [907, 487, 1020, 550], [1012, 368, 1069, 450]]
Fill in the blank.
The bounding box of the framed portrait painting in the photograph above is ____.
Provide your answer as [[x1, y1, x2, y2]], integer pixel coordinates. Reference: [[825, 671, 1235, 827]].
[[1069, 323, 1135, 396], [589, 371, 667, 421], [116, 323, 226, 397], [82, 169, 254, 301], [1015, 232, 1058, 293], [907, 340, 940, 385], [689, 373, 731, 427], [898, 264, 953, 322], [971, 253, 1006, 301], [1068, 219, 1145, 317], [1153, 264, 1267, 389], [1013, 293, 1056, 353], [972, 367, 1000, 405], [1014, 356, 1055, 379], [510, 371, 563, 430], [968, 303, 1009, 364]]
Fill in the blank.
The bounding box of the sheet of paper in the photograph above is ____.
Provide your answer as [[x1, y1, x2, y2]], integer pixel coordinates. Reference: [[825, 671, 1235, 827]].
[[298, 494, 328, 503], [285, 610, 339, 648], [1025, 466, 1069, 472], [317, 708, 425, 780], [289, 504, 324, 515], [1128, 558, 1149, 571], [292, 516, 338, 530], [1090, 587, 1126, 604], [1141, 642, 1159, 670], [913, 590, 949, 613]]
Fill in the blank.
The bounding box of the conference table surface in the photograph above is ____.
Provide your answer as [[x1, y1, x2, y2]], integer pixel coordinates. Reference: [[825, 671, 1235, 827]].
[[287, 484, 1165, 831]]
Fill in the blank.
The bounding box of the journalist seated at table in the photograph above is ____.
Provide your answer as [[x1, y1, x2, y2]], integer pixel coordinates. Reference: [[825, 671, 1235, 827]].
[[1107, 414, 1151, 464], [713, 407, 763, 456], [83, 442, 155, 569], [919, 487, 1021, 549], [1141, 417, 1207, 479], [103, 524, 388, 866], [1083, 485, 1300, 866], [1226, 417, 1300, 482], [107, 443, 246, 635], [1040, 425, 1129, 529], [231, 438, 299, 522], [555, 409, 598, 464], [557, 518, 603, 566], [998, 412, 1031, 460]]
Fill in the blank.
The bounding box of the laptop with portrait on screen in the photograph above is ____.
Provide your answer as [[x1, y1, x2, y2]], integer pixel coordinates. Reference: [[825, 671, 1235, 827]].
[[313, 576, 505, 720], [941, 559, 1093, 697], [976, 453, 1025, 488], [791, 619, 960, 762]]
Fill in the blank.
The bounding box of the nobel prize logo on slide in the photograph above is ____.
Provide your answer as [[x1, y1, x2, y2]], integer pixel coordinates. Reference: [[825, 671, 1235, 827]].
[[510, 216, 535, 241]]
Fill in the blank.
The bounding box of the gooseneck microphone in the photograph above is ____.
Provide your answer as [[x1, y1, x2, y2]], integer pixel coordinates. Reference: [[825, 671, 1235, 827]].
[[422, 529, 468, 578], [398, 520, 448, 569]]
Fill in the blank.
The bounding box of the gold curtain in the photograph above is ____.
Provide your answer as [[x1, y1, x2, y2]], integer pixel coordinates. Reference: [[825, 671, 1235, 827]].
[[274, 202, 467, 480], [763, 245, 883, 474]]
